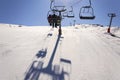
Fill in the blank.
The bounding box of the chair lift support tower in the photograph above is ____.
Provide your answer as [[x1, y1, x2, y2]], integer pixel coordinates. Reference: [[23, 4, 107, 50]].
[[107, 13, 116, 33]]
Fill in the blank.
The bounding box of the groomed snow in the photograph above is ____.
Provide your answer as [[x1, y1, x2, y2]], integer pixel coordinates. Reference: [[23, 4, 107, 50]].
[[0, 24, 120, 80]]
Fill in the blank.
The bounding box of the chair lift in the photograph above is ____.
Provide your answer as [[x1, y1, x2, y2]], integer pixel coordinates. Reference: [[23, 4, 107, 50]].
[[62, 6, 75, 18], [47, 0, 61, 28], [79, 0, 95, 20], [47, 10, 61, 27], [67, 6, 75, 18]]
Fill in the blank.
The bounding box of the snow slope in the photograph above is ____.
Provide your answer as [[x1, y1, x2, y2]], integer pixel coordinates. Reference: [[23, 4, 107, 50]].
[[0, 24, 120, 80]]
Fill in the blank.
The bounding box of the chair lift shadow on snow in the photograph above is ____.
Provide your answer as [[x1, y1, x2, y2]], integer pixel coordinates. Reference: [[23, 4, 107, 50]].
[[24, 35, 72, 80], [36, 48, 47, 58]]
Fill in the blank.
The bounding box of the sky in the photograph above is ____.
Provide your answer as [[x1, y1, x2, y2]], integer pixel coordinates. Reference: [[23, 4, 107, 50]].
[[0, 0, 120, 26]]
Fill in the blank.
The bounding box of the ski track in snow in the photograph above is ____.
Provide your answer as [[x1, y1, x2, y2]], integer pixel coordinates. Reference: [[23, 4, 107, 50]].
[[0, 24, 120, 80]]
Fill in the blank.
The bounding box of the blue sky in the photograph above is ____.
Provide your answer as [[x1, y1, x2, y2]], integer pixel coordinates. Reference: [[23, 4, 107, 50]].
[[0, 0, 120, 26]]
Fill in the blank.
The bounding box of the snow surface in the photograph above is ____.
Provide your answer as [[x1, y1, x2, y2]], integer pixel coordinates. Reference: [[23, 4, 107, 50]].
[[0, 23, 120, 80]]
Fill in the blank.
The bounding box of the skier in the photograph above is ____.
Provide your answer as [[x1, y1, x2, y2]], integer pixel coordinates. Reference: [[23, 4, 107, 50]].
[[52, 14, 57, 28], [48, 14, 52, 26]]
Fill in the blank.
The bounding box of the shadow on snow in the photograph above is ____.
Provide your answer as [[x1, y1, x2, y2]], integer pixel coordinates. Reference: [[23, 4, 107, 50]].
[[24, 35, 72, 80], [109, 33, 120, 39]]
